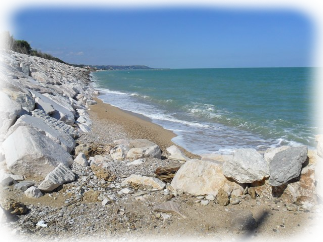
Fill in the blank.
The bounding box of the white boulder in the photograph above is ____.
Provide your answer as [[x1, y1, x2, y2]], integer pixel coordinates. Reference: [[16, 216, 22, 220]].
[[166, 145, 188, 162], [24, 186, 43, 198], [0, 91, 22, 139], [6, 115, 75, 152], [2, 126, 73, 178], [171, 159, 228, 196], [222, 149, 269, 183], [38, 163, 75, 192], [29, 90, 75, 125]]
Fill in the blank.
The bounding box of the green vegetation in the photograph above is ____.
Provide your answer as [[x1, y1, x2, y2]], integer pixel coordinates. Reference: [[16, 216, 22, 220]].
[[1, 31, 66, 64]]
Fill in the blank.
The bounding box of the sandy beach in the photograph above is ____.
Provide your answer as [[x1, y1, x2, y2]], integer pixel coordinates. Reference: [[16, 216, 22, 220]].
[[79, 97, 200, 160]]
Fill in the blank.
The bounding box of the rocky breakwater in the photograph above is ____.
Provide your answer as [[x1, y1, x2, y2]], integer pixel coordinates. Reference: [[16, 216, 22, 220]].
[[0, 50, 96, 206], [171, 145, 322, 211]]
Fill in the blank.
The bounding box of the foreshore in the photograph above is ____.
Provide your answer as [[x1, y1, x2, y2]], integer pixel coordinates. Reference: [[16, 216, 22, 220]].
[[83, 97, 200, 159], [1, 50, 323, 241]]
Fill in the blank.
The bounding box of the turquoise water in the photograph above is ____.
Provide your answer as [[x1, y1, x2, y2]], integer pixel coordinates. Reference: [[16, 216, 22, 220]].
[[92, 68, 316, 154]]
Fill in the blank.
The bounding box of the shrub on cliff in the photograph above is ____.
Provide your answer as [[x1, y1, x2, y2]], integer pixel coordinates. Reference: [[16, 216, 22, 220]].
[[12, 40, 32, 55]]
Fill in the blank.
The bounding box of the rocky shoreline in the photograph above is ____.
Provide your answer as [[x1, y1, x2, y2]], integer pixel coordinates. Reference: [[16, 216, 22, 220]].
[[1, 50, 323, 241]]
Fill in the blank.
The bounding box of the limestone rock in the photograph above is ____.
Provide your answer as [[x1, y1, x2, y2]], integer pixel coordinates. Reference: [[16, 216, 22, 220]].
[[122, 174, 165, 190], [20, 62, 31, 76], [0, 91, 22, 138], [166, 145, 188, 162], [316, 135, 323, 158], [264, 146, 289, 163], [126, 158, 145, 166], [32, 109, 78, 138], [269, 146, 308, 186], [2, 126, 73, 178], [75, 144, 91, 157], [1, 177, 15, 186], [216, 188, 230, 206], [0, 207, 7, 223], [155, 165, 181, 183], [38, 164, 75, 192], [29, 90, 74, 125], [90, 164, 116, 182], [74, 153, 88, 166], [222, 149, 269, 183], [127, 145, 161, 160], [83, 190, 100, 203], [110, 145, 128, 161], [0, 199, 28, 215], [14, 181, 35, 192], [111, 139, 161, 160], [6, 115, 75, 152], [0, 169, 24, 182], [171, 159, 227, 196], [35, 96, 55, 114], [15, 91, 35, 112], [285, 165, 317, 208], [24, 186, 43, 198]]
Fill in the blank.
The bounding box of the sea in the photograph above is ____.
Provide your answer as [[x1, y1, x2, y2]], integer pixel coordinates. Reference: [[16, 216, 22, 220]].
[[91, 67, 317, 155]]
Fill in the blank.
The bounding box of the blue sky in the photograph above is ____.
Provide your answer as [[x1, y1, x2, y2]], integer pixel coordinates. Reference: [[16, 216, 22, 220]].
[[11, 7, 313, 68]]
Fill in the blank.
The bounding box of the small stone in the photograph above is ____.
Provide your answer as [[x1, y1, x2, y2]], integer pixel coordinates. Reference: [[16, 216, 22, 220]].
[[74, 153, 88, 166], [122, 174, 165, 190], [248, 187, 256, 199], [38, 164, 75, 192], [217, 188, 230, 206], [36, 220, 47, 228], [200, 200, 209, 206], [14, 181, 35, 191], [205, 194, 215, 201], [24, 186, 43, 198], [102, 198, 111, 206], [230, 197, 241, 205], [196, 196, 205, 200], [10, 175, 24, 181], [90, 164, 116, 182], [118, 188, 132, 195], [126, 159, 145, 166]]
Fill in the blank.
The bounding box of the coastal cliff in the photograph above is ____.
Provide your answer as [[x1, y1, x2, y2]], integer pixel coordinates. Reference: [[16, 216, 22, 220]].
[[0, 50, 323, 240]]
